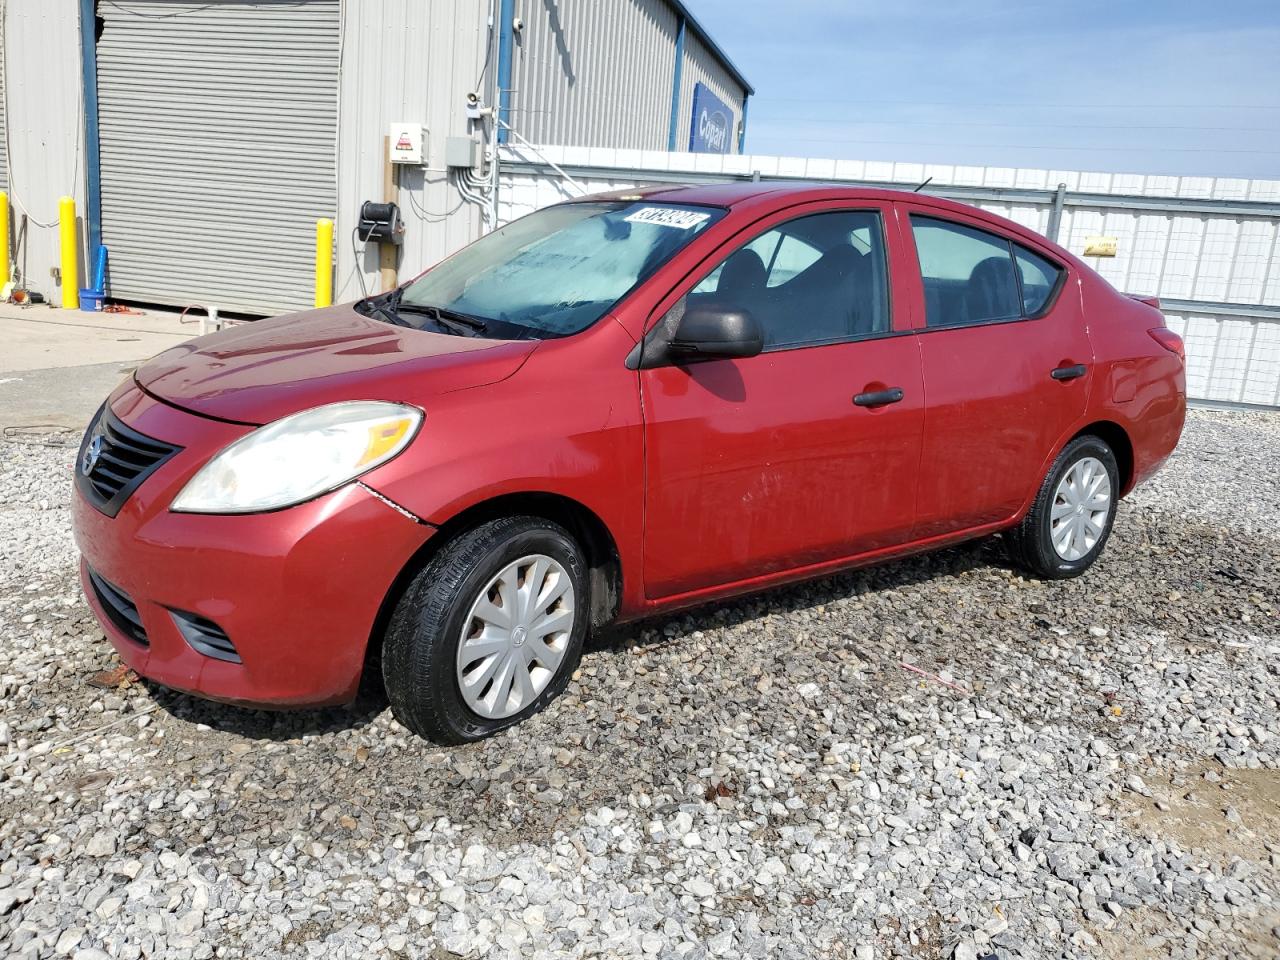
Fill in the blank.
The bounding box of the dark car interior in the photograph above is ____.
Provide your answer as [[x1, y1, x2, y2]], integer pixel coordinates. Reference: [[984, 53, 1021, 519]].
[[688, 212, 890, 349], [922, 255, 1024, 328], [911, 216, 1063, 328]]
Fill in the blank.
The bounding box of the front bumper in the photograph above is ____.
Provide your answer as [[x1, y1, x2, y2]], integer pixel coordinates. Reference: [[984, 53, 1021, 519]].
[[72, 385, 433, 707]]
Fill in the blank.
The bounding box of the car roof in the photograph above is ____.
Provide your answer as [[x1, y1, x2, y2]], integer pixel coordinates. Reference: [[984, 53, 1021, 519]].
[[578, 180, 1002, 219], [573, 180, 1082, 267]]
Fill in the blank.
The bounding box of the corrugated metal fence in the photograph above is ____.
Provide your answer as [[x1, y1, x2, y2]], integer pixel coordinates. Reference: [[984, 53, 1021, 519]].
[[496, 144, 1280, 410]]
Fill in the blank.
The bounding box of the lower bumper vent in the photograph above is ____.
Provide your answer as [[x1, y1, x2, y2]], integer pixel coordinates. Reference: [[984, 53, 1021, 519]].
[[171, 610, 241, 663], [87, 567, 149, 646]]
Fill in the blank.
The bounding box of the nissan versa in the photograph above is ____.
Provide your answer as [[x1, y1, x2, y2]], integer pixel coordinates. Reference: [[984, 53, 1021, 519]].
[[72, 183, 1186, 743]]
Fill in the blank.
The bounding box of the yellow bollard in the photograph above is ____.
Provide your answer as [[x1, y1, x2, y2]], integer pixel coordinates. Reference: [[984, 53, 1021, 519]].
[[0, 192, 9, 289], [59, 196, 79, 309], [314, 218, 334, 308]]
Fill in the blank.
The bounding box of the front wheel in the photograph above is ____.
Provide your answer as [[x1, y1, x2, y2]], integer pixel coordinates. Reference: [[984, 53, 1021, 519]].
[[1008, 435, 1120, 580], [382, 516, 588, 743]]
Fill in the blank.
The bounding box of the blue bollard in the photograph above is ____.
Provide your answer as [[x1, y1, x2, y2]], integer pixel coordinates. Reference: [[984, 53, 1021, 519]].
[[92, 244, 109, 293]]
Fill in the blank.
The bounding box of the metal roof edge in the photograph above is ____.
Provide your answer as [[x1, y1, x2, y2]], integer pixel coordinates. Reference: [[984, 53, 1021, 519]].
[[667, 1, 754, 97]]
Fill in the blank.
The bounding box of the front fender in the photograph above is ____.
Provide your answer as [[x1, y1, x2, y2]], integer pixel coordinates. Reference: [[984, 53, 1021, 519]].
[[359, 323, 647, 614]]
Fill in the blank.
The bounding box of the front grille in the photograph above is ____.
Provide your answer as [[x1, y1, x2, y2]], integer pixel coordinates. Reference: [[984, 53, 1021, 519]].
[[171, 610, 241, 663], [75, 406, 181, 517], [87, 567, 149, 646]]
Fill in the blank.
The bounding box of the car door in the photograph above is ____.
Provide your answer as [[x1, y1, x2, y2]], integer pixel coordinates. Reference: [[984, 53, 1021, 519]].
[[639, 202, 925, 600], [901, 207, 1093, 538]]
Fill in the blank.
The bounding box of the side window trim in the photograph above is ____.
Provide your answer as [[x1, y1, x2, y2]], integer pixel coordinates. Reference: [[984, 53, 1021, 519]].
[[1008, 238, 1026, 318], [907, 212, 1069, 333], [761, 233, 783, 277]]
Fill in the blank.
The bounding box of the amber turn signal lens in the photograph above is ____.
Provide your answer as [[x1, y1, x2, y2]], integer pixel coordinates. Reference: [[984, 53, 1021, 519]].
[[360, 418, 414, 467]]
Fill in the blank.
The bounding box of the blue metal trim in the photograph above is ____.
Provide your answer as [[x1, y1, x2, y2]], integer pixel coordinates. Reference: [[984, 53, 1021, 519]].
[[667, 17, 686, 151], [738, 95, 749, 153], [664, 0, 753, 95], [496, 0, 516, 144], [79, 0, 103, 255]]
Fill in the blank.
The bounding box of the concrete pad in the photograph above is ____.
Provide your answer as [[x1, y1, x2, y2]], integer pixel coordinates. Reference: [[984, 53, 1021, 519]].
[[0, 361, 138, 432], [0, 302, 198, 374], [0, 302, 213, 433]]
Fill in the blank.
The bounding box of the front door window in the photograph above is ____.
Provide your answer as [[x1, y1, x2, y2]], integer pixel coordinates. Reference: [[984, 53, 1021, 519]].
[[688, 210, 891, 349]]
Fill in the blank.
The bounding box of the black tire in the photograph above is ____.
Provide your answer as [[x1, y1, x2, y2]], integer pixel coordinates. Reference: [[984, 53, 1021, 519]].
[[382, 516, 589, 743], [1007, 435, 1120, 580]]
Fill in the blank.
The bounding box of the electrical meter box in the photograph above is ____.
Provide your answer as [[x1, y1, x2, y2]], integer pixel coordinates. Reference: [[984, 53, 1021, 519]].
[[389, 123, 426, 164], [445, 137, 479, 169]]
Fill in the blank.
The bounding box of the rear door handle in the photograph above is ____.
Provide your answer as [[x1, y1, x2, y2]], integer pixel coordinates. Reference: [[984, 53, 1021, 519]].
[[853, 387, 904, 407], [1051, 364, 1087, 381]]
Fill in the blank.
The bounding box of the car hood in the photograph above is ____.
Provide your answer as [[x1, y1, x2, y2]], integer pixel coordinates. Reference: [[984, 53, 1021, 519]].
[[134, 305, 538, 425]]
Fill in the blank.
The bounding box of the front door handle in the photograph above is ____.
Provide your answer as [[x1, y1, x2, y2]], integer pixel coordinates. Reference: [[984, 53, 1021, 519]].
[[853, 387, 904, 407], [1051, 364, 1087, 381]]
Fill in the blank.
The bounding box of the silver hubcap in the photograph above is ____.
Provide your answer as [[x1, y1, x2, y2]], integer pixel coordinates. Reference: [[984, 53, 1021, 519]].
[[455, 554, 575, 720], [1050, 456, 1112, 561]]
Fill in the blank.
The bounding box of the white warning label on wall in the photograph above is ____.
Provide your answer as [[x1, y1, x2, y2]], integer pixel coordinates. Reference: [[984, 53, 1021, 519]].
[[389, 122, 426, 164]]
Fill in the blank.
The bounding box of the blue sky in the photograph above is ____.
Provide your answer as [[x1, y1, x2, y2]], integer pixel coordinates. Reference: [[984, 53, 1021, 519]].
[[690, 0, 1280, 179]]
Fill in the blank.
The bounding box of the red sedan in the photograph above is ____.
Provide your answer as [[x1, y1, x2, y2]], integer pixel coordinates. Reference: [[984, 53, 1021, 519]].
[[72, 183, 1185, 742]]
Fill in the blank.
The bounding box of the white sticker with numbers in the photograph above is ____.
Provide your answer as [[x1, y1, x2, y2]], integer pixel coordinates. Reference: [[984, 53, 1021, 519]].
[[623, 207, 711, 230]]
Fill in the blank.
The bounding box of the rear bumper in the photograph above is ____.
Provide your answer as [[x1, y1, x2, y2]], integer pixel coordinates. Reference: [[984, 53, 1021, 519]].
[[72, 386, 432, 708], [1128, 364, 1186, 492]]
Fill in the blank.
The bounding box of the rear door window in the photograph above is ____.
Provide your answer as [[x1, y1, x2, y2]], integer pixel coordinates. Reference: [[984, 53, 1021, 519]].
[[910, 216, 1021, 328]]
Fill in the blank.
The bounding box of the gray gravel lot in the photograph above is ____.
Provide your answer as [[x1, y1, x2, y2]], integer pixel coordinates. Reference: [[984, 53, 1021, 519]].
[[1, 409, 1278, 960]]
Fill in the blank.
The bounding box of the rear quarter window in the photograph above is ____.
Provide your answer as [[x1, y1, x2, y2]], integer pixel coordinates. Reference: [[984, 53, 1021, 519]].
[[1014, 245, 1064, 316]]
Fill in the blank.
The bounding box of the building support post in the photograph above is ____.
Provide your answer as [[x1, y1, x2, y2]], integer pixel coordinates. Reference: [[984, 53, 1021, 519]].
[[380, 137, 398, 293], [496, 0, 516, 144], [667, 17, 686, 151], [79, 0, 103, 256]]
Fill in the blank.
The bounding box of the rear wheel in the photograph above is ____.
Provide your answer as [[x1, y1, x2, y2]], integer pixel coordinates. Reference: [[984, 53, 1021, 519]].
[[382, 516, 588, 743], [1008, 435, 1119, 579]]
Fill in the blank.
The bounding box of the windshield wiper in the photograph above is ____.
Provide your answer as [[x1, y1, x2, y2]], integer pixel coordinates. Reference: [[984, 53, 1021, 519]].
[[357, 288, 412, 327], [358, 290, 489, 337], [396, 303, 489, 337]]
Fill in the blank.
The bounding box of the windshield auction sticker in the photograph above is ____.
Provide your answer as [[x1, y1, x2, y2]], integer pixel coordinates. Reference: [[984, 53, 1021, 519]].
[[624, 207, 711, 230]]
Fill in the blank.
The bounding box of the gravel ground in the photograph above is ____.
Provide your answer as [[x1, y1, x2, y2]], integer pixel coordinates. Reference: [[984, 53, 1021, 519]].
[[1, 409, 1278, 960]]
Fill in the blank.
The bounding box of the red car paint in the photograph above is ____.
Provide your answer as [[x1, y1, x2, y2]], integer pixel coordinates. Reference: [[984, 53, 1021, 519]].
[[72, 183, 1185, 708]]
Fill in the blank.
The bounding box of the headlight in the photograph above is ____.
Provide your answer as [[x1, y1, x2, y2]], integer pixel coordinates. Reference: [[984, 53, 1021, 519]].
[[171, 401, 422, 514]]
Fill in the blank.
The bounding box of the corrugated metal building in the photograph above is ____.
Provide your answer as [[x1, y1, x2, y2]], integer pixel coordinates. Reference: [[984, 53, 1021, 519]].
[[2, 0, 89, 297], [334, 0, 488, 311], [0, 0, 749, 316], [507, 0, 751, 154]]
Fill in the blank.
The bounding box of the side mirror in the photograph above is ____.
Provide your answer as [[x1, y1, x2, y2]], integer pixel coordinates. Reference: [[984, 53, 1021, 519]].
[[666, 304, 763, 363]]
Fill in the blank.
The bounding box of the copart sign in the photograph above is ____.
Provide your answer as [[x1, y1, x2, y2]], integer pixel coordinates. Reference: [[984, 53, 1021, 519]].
[[689, 83, 735, 154]]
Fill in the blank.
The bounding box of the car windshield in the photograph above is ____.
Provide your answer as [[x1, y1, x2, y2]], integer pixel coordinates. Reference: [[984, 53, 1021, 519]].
[[397, 201, 724, 338]]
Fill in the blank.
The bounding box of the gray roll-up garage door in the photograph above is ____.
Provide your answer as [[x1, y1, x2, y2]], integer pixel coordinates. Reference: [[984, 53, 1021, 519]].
[[96, 0, 339, 315]]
